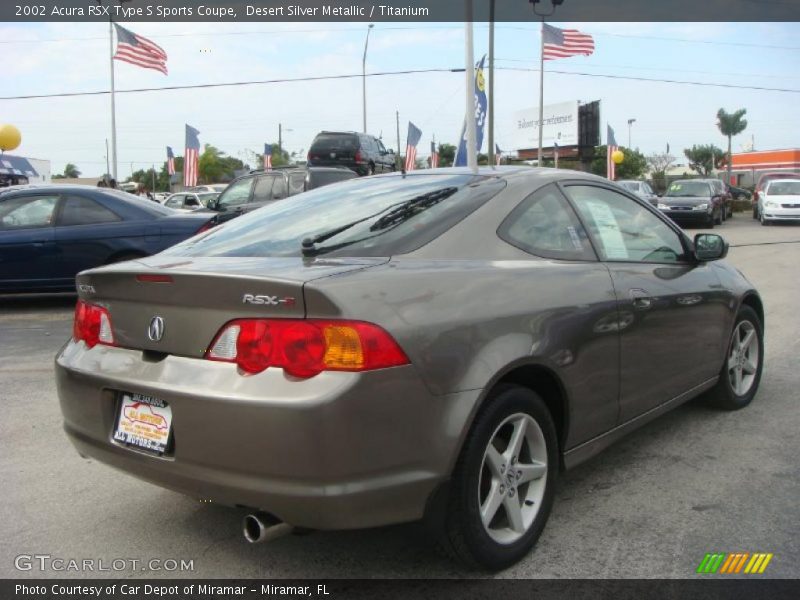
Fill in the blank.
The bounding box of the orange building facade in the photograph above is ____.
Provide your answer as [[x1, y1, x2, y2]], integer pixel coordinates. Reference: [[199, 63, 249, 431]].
[[729, 149, 800, 186]]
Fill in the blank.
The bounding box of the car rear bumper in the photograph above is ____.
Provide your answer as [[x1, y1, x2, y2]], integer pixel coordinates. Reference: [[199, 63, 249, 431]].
[[55, 341, 478, 530], [307, 159, 366, 176]]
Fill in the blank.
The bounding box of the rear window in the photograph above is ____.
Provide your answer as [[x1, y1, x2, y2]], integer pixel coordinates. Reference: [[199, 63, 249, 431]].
[[164, 174, 505, 258], [310, 133, 358, 152], [766, 181, 800, 195], [618, 182, 639, 192]]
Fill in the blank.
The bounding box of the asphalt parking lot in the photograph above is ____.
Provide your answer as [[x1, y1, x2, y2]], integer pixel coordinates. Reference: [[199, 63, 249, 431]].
[[1, 216, 798, 579]]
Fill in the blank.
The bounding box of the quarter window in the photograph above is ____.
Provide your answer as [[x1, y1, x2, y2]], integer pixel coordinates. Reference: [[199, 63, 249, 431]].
[[288, 172, 307, 195], [565, 185, 686, 263], [498, 184, 595, 261], [0, 195, 59, 229]]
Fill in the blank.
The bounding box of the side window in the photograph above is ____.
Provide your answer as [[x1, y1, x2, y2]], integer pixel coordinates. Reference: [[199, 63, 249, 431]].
[[217, 178, 253, 208], [59, 196, 121, 225], [565, 185, 687, 263], [498, 184, 595, 261], [272, 176, 288, 200], [288, 172, 307, 195], [0, 195, 59, 229], [165, 195, 183, 209], [252, 175, 276, 202], [377, 139, 387, 154], [184, 196, 200, 207]]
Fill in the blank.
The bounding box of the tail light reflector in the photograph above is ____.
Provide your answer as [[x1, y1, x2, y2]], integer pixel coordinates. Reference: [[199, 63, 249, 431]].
[[73, 300, 115, 348], [354, 150, 363, 164], [195, 220, 215, 234], [206, 319, 409, 378]]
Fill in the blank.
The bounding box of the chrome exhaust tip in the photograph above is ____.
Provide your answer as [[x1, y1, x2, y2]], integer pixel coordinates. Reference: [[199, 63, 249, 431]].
[[242, 512, 293, 544]]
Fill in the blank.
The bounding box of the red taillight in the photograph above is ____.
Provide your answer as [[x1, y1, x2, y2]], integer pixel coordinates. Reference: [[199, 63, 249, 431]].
[[196, 220, 215, 234], [73, 300, 115, 348], [354, 150, 363, 164], [206, 319, 408, 378]]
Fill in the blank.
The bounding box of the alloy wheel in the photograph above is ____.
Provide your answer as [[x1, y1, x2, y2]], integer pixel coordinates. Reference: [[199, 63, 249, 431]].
[[727, 320, 760, 396], [478, 413, 548, 545]]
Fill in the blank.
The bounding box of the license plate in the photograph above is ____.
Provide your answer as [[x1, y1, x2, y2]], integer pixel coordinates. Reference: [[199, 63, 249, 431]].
[[113, 393, 173, 454]]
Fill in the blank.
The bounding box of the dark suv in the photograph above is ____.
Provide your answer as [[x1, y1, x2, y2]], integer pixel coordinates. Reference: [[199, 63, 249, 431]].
[[207, 166, 357, 225], [307, 131, 396, 176]]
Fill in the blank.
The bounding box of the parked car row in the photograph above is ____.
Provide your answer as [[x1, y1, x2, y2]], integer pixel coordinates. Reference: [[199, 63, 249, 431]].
[[752, 171, 800, 220]]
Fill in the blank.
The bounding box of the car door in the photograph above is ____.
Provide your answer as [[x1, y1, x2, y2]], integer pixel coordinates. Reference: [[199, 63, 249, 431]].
[[497, 183, 620, 445], [375, 138, 392, 172], [214, 177, 254, 223], [563, 183, 730, 422], [0, 193, 59, 289], [54, 193, 130, 279]]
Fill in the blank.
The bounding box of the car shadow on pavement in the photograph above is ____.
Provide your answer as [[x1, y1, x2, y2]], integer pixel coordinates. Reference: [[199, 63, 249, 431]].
[[0, 293, 76, 314]]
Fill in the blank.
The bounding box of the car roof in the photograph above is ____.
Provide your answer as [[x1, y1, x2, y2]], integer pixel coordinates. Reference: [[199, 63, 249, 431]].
[[765, 178, 800, 185]]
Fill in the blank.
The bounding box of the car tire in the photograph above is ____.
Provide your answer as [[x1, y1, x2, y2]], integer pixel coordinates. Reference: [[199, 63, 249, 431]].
[[706, 306, 763, 411], [752, 206, 758, 219], [439, 384, 558, 571], [367, 163, 376, 176], [715, 209, 723, 225], [706, 214, 715, 229]]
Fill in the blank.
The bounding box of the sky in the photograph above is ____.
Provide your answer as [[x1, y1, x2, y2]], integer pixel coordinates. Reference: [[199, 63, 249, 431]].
[[2, 20, 799, 179]]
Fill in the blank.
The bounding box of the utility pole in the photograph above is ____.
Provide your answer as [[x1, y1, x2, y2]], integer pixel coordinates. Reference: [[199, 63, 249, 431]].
[[362, 24, 374, 133], [627, 118, 636, 148], [396, 110, 401, 170], [278, 123, 282, 156], [105, 139, 110, 176]]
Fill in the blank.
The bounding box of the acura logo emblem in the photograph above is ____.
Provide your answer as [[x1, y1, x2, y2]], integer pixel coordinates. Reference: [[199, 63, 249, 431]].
[[148, 316, 165, 342]]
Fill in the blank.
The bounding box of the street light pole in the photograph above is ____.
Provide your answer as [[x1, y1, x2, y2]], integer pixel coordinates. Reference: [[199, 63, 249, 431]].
[[362, 24, 374, 133], [627, 118, 636, 148]]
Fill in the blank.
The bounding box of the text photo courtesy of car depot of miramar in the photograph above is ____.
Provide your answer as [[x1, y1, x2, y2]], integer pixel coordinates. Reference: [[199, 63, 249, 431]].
[[1, 1, 800, 598]]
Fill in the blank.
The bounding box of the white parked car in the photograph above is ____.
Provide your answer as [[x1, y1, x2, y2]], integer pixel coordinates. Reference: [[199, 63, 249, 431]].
[[187, 184, 227, 193], [163, 192, 220, 212], [616, 180, 658, 206], [760, 179, 800, 225]]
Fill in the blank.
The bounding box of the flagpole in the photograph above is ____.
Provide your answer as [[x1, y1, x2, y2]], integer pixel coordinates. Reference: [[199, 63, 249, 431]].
[[487, 0, 495, 169], [109, 18, 118, 182], [537, 18, 545, 166], [464, 0, 477, 172]]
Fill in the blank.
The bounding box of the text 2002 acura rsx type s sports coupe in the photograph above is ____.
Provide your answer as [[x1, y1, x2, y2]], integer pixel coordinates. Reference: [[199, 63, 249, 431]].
[[55, 168, 764, 570]]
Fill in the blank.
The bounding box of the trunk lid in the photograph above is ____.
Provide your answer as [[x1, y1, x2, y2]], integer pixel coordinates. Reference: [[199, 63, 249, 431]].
[[75, 256, 387, 357]]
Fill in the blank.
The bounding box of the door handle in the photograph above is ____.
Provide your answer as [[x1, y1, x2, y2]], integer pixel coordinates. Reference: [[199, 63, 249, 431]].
[[629, 288, 652, 310]]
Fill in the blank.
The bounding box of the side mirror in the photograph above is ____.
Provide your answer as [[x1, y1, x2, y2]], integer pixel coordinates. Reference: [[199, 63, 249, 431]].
[[694, 233, 728, 262]]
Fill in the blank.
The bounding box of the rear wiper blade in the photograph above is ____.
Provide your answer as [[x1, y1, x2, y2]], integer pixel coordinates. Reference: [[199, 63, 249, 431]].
[[301, 187, 458, 257]]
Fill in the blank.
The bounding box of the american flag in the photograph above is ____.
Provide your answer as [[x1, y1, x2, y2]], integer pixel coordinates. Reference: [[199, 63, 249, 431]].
[[166, 146, 175, 176], [606, 125, 618, 180], [113, 24, 168, 75], [263, 144, 272, 171], [430, 141, 439, 168], [404, 122, 422, 172], [542, 24, 595, 61], [495, 143, 502, 166], [184, 124, 200, 187]]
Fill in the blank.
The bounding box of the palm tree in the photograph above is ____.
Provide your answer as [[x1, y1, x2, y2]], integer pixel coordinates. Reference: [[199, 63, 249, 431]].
[[716, 108, 748, 185], [63, 163, 80, 178]]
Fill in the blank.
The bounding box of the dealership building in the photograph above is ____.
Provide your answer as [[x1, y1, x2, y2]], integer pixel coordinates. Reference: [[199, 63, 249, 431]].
[[728, 148, 800, 186]]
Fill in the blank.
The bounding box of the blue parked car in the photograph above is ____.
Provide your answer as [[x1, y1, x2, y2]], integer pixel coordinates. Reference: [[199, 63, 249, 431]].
[[0, 185, 214, 293]]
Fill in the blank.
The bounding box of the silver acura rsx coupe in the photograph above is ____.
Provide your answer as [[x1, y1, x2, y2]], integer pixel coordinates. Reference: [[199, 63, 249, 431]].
[[55, 167, 764, 570]]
